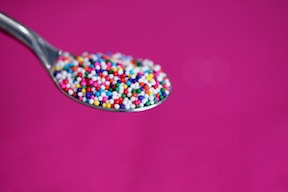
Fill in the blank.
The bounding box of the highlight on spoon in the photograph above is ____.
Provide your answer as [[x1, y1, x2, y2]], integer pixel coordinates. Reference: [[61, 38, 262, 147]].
[[51, 52, 172, 111]]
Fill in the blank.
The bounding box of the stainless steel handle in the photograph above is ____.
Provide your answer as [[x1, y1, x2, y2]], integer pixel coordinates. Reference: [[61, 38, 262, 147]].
[[0, 12, 60, 69]]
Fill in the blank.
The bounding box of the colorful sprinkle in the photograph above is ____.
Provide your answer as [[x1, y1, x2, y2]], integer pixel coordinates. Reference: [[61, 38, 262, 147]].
[[52, 52, 171, 110]]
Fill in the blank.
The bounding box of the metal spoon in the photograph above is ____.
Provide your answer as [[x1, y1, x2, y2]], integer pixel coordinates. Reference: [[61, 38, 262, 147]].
[[0, 12, 171, 112]]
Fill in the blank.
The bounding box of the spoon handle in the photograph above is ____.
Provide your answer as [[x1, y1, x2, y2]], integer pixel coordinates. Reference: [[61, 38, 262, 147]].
[[0, 12, 60, 69]]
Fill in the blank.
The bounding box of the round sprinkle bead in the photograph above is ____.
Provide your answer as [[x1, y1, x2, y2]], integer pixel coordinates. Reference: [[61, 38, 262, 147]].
[[53, 52, 171, 110]]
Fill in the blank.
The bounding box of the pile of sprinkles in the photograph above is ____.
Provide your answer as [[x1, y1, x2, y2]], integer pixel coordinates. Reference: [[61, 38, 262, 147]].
[[52, 52, 171, 110]]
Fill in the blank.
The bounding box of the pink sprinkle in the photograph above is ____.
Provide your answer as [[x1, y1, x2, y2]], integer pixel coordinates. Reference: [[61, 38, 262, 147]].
[[93, 82, 98, 87], [103, 97, 107, 102], [81, 82, 86, 86], [57, 56, 64, 61]]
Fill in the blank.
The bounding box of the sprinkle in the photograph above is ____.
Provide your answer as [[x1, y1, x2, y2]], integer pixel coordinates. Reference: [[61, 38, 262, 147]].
[[52, 52, 171, 110]]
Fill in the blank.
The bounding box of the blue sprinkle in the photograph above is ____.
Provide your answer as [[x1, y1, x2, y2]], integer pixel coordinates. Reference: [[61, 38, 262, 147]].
[[53, 71, 60, 76], [77, 88, 82, 92], [129, 70, 134, 75], [106, 91, 112, 96], [95, 92, 100, 97], [138, 95, 144, 101], [126, 80, 131, 86], [86, 92, 92, 98], [120, 104, 125, 109]]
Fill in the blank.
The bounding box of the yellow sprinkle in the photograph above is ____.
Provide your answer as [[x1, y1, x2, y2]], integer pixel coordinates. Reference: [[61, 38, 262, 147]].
[[106, 103, 111, 108], [146, 76, 152, 81], [149, 92, 153, 96], [112, 67, 117, 72], [81, 89, 86, 93], [102, 103, 107, 108], [124, 84, 128, 89], [94, 100, 100, 106], [75, 84, 80, 88], [77, 56, 83, 62], [55, 66, 61, 70]]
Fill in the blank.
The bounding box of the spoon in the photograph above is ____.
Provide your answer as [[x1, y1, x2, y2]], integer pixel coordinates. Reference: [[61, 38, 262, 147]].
[[0, 12, 171, 112]]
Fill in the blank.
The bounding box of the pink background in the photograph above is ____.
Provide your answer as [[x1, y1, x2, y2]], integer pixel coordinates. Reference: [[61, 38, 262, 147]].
[[1, 0, 288, 191]]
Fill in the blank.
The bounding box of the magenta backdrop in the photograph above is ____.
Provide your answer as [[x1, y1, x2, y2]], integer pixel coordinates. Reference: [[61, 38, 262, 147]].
[[1, 0, 288, 191]]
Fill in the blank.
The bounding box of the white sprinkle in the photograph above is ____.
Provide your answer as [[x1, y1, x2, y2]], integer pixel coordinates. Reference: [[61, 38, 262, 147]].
[[56, 73, 62, 79], [125, 104, 130, 110], [118, 69, 123, 75], [89, 99, 94, 104], [68, 90, 74, 95], [101, 92, 106, 97], [154, 64, 161, 71], [114, 104, 120, 109]]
